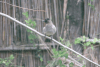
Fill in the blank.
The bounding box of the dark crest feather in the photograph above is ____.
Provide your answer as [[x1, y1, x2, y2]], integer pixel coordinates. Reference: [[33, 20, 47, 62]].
[[44, 18, 50, 23]]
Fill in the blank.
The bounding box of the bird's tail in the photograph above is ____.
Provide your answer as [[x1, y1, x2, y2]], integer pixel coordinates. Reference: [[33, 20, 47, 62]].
[[45, 38, 52, 42]]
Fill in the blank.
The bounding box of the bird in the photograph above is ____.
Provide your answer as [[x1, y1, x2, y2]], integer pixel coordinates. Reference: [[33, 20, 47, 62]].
[[43, 18, 56, 42]]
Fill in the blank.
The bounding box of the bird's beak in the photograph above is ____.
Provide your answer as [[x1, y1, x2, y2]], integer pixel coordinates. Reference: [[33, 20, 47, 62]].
[[42, 20, 45, 22]]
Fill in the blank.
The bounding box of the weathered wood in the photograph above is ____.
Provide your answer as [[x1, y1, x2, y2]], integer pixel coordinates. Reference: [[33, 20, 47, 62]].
[[21, 0, 27, 44], [67, 0, 84, 54], [7, 0, 11, 45], [13, 0, 17, 45], [3, 0, 6, 46], [0, 44, 50, 51], [83, 0, 100, 67], [0, 0, 3, 46], [0, 0, 64, 45], [5, 0, 9, 46], [15, 0, 19, 43]]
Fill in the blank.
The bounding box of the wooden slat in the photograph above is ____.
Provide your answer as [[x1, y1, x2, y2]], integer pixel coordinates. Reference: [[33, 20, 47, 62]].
[[5, 0, 7, 46], [0, 50, 52, 67], [3, 0, 7, 46], [21, 0, 27, 44], [29, 51, 33, 67], [0, 0, 3, 46], [32, 50, 36, 67], [0, 46, 49, 51], [7, 0, 11, 45], [5, 0, 9, 46], [13, 0, 17, 44], [15, 0, 19, 42], [18, 0, 23, 44], [9, 0, 14, 46]]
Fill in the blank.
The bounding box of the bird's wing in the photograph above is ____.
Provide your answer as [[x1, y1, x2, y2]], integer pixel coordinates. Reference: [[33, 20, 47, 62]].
[[43, 27, 46, 34], [52, 25, 56, 34]]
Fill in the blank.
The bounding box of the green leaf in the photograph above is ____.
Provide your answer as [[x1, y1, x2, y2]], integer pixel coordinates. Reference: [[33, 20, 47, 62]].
[[47, 61, 50, 64], [27, 29, 31, 32], [59, 37, 64, 41], [85, 41, 91, 46], [83, 43, 86, 46], [28, 19, 32, 24], [30, 40, 33, 43], [3, 61, 6, 64], [64, 53, 68, 58], [66, 15, 69, 19], [88, 3, 91, 6], [77, 55, 80, 57], [66, 41, 72, 47], [28, 34, 33, 40], [25, 20, 29, 23], [84, 46, 86, 49], [52, 48, 59, 58], [91, 0, 93, 2], [32, 21, 36, 28], [74, 38, 81, 44], [69, 62, 74, 67], [28, 34, 37, 40], [82, 36, 86, 42], [32, 21, 36, 25], [93, 38, 98, 44], [9, 54, 14, 60], [91, 5, 94, 7], [61, 64, 65, 67], [83, 36, 86, 39], [57, 60, 62, 65], [40, 57, 43, 62], [5, 62, 10, 66], [91, 45, 94, 50], [22, 12, 29, 18], [91, 5, 95, 10], [0, 58, 2, 61]]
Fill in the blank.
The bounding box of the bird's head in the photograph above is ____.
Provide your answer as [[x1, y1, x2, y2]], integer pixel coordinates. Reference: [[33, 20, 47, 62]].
[[43, 18, 50, 23]]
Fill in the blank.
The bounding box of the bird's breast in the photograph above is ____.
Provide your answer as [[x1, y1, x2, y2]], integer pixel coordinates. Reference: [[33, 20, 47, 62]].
[[44, 24, 56, 35]]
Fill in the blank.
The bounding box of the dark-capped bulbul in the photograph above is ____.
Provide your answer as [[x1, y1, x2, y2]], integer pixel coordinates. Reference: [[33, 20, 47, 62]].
[[43, 18, 56, 42]]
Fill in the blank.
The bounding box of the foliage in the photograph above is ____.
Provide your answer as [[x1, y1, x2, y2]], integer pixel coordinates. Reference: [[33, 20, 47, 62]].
[[22, 12, 37, 44], [60, 37, 64, 44], [40, 56, 43, 62], [47, 37, 70, 67], [88, 0, 94, 10], [69, 62, 74, 67], [74, 37, 81, 44], [0, 54, 24, 67], [52, 48, 68, 59], [82, 65, 86, 67], [48, 47, 68, 67], [22, 12, 29, 18], [74, 36, 100, 50], [66, 15, 69, 19], [74, 36, 100, 67], [48, 37, 86, 67], [23, 12, 43, 62], [60, 37, 72, 47], [91, 0, 93, 2], [0, 55, 14, 67]]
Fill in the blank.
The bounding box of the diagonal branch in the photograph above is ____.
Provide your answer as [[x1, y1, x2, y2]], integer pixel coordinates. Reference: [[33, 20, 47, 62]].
[[0, 12, 100, 67]]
